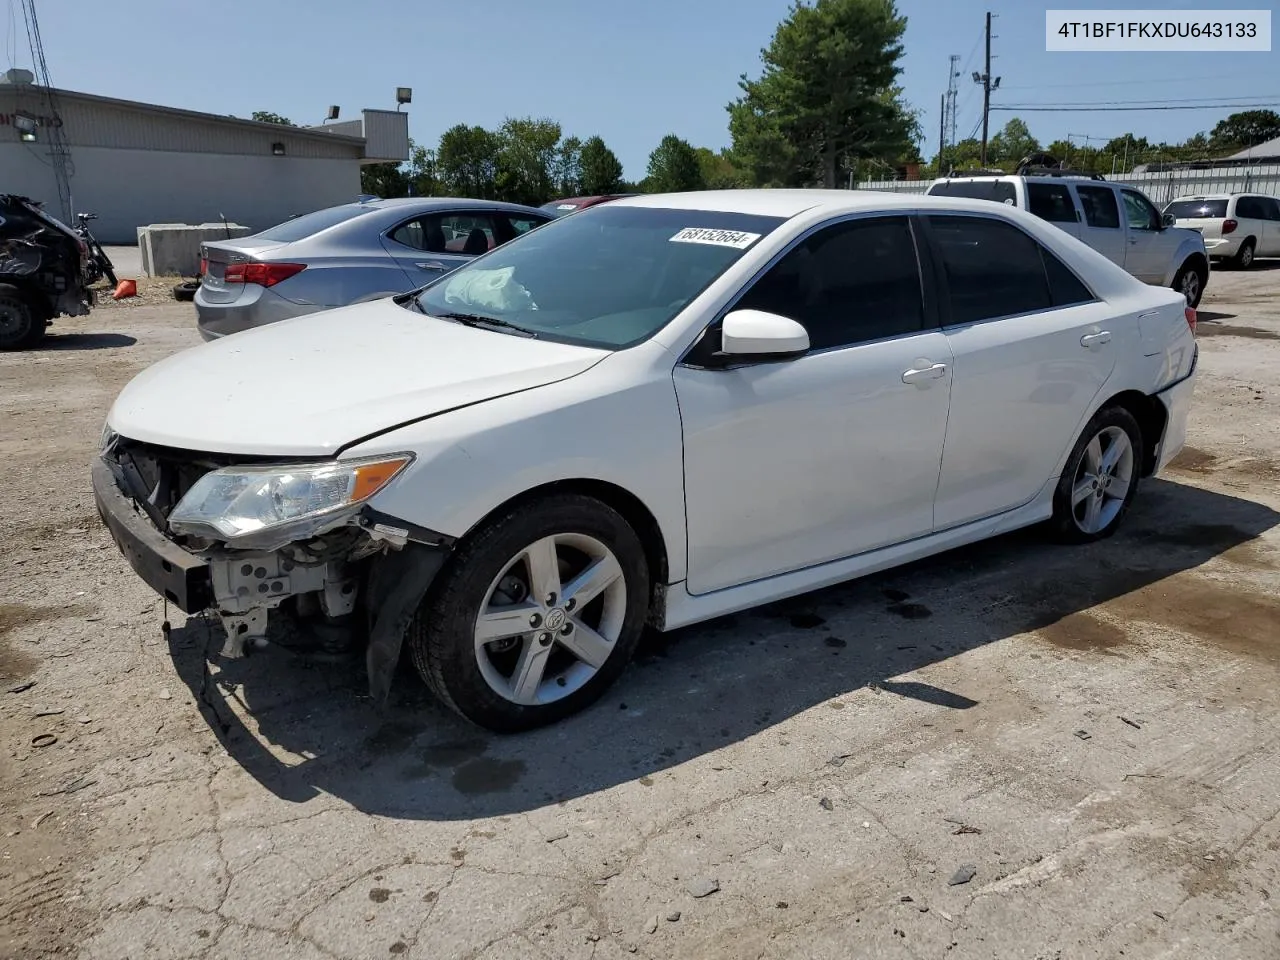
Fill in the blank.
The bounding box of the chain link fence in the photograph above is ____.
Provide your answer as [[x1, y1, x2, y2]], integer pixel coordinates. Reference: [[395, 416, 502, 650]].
[[857, 163, 1280, 207]]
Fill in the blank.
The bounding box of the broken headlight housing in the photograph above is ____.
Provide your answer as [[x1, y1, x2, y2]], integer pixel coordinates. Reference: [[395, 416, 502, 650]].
[[167, 454, 412, 549]]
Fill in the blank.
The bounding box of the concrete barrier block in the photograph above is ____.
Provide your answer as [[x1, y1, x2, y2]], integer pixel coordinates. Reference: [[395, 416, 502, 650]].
[[136, 223, 253, 277]]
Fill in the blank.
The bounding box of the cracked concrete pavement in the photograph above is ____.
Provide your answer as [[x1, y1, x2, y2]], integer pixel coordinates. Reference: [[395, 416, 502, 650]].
[[3, 265, 1280, 959]]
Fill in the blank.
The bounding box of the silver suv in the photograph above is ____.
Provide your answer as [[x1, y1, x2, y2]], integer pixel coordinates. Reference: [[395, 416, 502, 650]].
[[928, 171, 1209, 307]]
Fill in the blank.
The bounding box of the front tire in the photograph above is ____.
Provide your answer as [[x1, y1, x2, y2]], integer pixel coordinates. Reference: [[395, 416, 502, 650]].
[[0, 285, 43, 351], [1049, 406, 1143, 544], [407, 494, 650, 732]]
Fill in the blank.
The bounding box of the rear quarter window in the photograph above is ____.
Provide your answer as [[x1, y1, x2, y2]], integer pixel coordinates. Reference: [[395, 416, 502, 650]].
[[927, 180, 1017, 205]]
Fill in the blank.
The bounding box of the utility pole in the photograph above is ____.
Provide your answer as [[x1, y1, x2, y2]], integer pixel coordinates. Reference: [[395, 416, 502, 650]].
[[938, 93, 945, 173], [974, 12, 1001, 167]]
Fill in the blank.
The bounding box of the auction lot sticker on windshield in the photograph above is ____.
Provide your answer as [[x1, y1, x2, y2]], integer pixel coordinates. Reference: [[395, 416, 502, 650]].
[[670, 227, 762, 249]]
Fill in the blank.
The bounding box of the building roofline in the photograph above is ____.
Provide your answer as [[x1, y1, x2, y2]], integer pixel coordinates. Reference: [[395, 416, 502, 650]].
[[2, 84, 369, 146]]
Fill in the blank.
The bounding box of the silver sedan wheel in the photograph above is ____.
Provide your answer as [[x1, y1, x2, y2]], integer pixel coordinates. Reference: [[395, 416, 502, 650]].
[[1240, 244, 1254, 268], [1070, 425, 1135, 535], [474, 533, 627, 706], [1180, 269, 1201, 305]]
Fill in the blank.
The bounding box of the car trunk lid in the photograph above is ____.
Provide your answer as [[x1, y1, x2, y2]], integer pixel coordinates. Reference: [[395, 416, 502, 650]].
[[199, 238, 289, 302]]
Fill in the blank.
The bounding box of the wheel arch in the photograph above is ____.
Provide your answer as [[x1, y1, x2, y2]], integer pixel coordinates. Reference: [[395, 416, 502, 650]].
[[458, 477, 671, 595], [1096, 389, 1167, 477]]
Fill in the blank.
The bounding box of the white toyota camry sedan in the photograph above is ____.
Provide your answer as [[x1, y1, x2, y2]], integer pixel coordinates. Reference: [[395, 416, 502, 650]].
[[94, 189, 1198, 732]]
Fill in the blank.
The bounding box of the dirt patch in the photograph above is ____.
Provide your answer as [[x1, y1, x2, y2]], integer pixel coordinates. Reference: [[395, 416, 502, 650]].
[[1168, 447, 1218, 474], [1195, 323, 1280, 341], [1109, 577, 1280, 662], [1033, 611, 1130, 652], [0, 603, 96, 641]]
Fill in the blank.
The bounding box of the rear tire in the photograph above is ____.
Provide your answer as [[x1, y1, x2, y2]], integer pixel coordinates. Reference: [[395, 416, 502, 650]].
[[1231, 239, 1255, 270], [407, 493, 650, 732], [1049, 405, 1143, 544], [0, 284, 43, 351], [173, 281, 199, 302], [1173, 260, 1205, 307]]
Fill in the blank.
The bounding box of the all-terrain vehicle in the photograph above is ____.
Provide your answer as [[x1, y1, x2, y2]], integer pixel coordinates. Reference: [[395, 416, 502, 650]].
[[0, 194, 94, 350]]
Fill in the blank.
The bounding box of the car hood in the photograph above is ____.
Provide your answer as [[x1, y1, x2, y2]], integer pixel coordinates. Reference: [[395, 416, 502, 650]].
[[107, 298, 609, 456]]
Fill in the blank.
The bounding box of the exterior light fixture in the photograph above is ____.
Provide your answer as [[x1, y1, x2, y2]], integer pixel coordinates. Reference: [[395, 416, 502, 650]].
[[271, 142, 285, 156], [395, 87, 412, 111], [14, 111, 37, 142], [326, 105, 339, 121]]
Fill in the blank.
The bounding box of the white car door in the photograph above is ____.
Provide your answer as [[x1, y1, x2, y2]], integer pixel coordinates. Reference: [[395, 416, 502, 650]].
[[923, 213, 1118, 529], [1266, 197, 1280, 256], [1120, 188, 1175, 282], [673, 215, 953, 596], [1073, 184, 1127, 268]]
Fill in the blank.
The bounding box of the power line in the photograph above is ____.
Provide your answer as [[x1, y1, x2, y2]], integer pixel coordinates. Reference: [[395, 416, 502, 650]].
[[994, 103, 1280, 112], [1000, 73, 1245, 92], [999, 95, 1280, 108]]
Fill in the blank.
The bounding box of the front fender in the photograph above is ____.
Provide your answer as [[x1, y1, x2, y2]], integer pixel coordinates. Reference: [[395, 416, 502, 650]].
[[345, 355, 690, 583], [1162, 238, 1208, 286]]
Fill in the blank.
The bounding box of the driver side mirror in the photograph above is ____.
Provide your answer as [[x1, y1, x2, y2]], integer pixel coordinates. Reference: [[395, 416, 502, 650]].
[[719, 309, 810, 361], [1161, 212, 1176, 229]]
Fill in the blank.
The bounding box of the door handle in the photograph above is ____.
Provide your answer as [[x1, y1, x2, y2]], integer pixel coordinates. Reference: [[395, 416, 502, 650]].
[[902, 362, 948, 386], [415, 261, 448, 271], [1081, 331, 1112, 348]]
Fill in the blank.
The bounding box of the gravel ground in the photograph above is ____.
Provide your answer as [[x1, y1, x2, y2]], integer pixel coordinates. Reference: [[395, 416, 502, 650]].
[[3, 265, 1280, 960]]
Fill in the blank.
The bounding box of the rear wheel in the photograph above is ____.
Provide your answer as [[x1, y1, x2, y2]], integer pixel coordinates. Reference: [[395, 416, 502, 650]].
[[407, 494, 650, 732], [1049, 406, 1143, 543], [1231, 239, 1256, 270], [0, 284, 43, 350], [1173, 260, 1205, 307]]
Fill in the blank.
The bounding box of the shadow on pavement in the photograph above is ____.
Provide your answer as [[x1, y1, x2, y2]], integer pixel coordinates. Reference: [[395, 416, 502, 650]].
[[41, 332, 137, 351], [167, 477, 1280, 820]]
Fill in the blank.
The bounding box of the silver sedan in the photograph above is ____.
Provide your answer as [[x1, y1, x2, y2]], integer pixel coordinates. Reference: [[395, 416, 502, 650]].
[[194, 197, 552, 339]]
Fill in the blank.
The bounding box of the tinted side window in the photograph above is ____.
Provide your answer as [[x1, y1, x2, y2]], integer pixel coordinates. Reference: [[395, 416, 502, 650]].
[[1076, 186, 1120, 229], [1266, 198, 1280, 221], [1236, 196, 1264, 219], [735, 217, 924, 350], [1027, 183, 1077, 223], [928, 180, 1017, 204], [928, 215, 1051, 324], [1040, 247, 1095, 307], [389, 219, 428, 250], [1122, 190, 1161, 231]]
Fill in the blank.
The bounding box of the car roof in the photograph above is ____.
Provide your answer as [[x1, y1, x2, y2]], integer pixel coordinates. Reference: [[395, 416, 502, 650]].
[[611, 189, 935, 218], [356, 197, 549, 215], [1168, 193, 1263, 200]]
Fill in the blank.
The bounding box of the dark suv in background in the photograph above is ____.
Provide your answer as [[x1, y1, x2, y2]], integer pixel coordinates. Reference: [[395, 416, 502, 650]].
[[0, 194, 93, 350]]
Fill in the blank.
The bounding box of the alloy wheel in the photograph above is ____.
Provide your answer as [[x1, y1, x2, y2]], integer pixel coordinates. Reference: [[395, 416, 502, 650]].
[[1070, 425, 1135, 535], [473, 533, 627, 706]]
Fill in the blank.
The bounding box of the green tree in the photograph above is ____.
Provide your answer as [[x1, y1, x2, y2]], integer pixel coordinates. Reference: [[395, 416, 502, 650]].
[[495, 117, 562, 205], [695, 147, 750, 189], [251, 110, 294, 126], [552, 135, 583, 196], [645, 135, 705, 193], [407, 143, 442, 197], [1210, 109, 1280, 151], [578, 136, 625, 194], [728, 0, 918, 188], [437, 124, 501, 199], [986, 118, 1040, 166]]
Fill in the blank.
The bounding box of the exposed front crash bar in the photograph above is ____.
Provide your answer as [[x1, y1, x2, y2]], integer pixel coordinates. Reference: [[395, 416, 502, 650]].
[[93, 458, 452, 701]]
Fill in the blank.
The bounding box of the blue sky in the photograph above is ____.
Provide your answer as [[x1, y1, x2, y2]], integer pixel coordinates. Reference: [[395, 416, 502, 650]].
[[10, 0, 1277, 179]]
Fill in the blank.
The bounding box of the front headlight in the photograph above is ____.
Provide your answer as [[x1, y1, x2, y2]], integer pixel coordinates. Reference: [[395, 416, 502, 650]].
[[168, 454, 412, 545]]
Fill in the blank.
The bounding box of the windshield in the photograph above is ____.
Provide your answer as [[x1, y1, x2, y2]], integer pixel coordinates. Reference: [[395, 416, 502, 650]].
[[414, 205, 786, 349], [254, 204, 375, 242], [927, 180, 1017, 204], [1165, 199, 1228, 219]]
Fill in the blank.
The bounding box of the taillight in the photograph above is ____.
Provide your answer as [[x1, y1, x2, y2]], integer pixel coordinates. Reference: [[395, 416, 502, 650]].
[[223, 262, 306, 287], [198, 256, 208, 276], [1185, 306, 1197, 334], [1222, 219, 1238, 235]]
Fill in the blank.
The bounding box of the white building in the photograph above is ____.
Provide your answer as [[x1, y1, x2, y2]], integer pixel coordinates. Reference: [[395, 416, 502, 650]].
[[1, 77, 409, 242]]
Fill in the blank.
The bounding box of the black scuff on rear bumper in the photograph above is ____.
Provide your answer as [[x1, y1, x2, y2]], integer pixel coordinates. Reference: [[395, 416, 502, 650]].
[[92, 458, 212, 613]]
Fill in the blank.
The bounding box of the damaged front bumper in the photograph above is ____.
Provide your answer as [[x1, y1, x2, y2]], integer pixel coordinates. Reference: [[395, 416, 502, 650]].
[[92, 456, 452, 702]]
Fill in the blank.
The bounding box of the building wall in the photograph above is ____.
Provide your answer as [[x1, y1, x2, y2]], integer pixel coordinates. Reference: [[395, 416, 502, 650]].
[[4, 143, 361, 242]]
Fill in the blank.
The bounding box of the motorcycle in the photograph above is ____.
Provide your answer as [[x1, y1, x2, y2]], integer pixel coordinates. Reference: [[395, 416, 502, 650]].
[[72, 213, 117, 288]]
